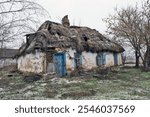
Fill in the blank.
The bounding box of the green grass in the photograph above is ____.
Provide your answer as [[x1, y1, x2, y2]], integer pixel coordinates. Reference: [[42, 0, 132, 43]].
[[0, 67, 150, 99]]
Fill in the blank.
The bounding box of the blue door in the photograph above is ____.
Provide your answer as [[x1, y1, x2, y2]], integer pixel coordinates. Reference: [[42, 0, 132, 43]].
[[53, 53, 66, 77], [113, 53, 118, 65]]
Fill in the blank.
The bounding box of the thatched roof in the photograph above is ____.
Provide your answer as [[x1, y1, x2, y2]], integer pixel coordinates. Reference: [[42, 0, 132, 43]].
[[18, 18, 124, 56], [0, 49, 18, 59]]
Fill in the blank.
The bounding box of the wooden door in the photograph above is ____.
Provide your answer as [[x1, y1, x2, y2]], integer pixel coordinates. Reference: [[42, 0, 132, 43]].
[[53, 53, 66, 77]]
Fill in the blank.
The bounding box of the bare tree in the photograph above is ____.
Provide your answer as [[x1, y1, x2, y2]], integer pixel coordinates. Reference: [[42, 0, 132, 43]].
[[141, 0, 150, 68], [104, 0, 150, 68], [0, 0, 50, 48], [104, 5, 145, 67]]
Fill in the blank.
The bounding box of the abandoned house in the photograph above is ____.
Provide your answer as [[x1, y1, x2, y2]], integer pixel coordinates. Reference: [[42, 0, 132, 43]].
[[0, 48, 18, 68], [17, 15, 125, 76]]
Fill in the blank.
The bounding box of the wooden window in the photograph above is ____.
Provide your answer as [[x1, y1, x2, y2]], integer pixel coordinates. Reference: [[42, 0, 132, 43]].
[[96, 52, 106, 66]]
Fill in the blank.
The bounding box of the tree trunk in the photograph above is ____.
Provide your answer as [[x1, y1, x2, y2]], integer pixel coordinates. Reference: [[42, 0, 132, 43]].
[[135, 50, 140, 68], [144, 46, 150, 69]]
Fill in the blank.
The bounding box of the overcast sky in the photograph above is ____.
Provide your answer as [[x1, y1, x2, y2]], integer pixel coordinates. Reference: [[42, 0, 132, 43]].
[[37, 0, 142, 34]]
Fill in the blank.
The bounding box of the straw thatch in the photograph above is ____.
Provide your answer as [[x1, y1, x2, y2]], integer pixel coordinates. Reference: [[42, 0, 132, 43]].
[[18, 18, 124, 56]]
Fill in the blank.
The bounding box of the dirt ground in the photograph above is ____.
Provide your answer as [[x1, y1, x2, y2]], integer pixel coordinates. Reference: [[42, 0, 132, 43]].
[[0, 67, 150, 100]]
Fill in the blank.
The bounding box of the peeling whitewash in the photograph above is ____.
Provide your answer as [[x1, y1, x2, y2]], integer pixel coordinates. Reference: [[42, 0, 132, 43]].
[[82, 52, 122, 69], [17, 48, 123, 74], [65, 49, 123, 71], [105, 52, 114, 67], [82, 51, 97, 69], [0, 58, 17, 68], [105, 52, 122, 67], [17, 51, 46, 74], [66, 48, 76, 72]]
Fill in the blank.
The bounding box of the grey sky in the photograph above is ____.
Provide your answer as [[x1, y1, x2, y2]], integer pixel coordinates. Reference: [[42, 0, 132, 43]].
[[37, 0, 142, 34]]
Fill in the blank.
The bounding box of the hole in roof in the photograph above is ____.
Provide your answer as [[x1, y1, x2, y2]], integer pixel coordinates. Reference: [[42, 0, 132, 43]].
[[82, 34, 89, 42]]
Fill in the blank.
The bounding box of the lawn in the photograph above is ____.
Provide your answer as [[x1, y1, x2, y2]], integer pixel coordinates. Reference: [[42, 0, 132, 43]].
[[0, 67, 150, 100]]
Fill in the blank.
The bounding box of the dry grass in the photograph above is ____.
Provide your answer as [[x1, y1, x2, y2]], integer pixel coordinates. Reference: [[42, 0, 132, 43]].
[[0, 67, 150, 100]]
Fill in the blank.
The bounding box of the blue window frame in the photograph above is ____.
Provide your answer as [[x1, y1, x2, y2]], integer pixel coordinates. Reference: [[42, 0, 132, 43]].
[[96, 52, 106, 66], [113, 53, 118, 65]]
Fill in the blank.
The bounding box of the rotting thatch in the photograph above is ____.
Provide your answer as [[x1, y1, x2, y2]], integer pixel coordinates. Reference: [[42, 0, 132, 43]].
[[17, 17, 124, 56]]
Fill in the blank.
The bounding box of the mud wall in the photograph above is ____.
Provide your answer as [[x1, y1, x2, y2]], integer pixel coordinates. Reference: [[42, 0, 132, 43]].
[[82, 51, 97, 69], [105, 52, 123, 67], [17, 51, 46, 74], [105, 52, 115, 67], [82, 52, 123, 69], [66, 48, 76, 72]]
